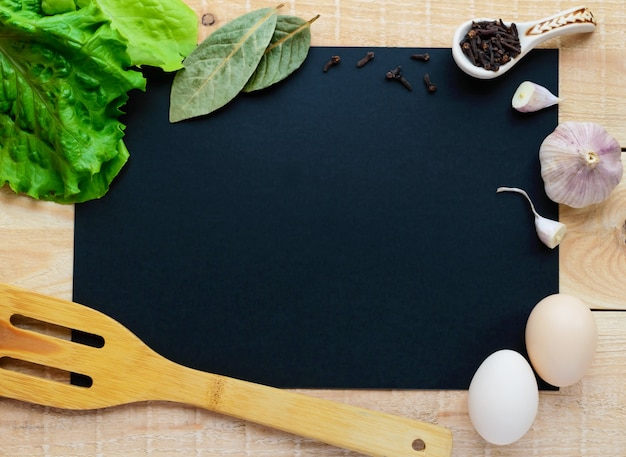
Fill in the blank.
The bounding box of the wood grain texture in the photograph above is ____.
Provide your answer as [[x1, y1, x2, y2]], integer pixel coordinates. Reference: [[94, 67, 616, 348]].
[[0, 187, 73, 300], [0, 0, 625, 456], [560, 153, 626, 309]]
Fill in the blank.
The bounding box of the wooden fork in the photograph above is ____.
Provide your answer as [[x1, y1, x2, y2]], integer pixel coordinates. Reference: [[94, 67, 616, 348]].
[[0, 283, 452, 456]]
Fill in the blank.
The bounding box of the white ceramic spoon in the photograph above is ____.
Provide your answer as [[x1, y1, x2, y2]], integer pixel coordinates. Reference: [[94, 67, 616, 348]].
[[452, 6, 596, 79]]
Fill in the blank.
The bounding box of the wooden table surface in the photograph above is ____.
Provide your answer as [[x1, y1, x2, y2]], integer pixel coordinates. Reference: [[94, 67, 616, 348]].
[[1, 0, 625, 455]]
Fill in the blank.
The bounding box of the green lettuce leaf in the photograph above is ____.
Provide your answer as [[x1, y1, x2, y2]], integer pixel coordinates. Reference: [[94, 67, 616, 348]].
[[39, 0, 198, 71], [41, 0, 76, 14], [91, 0, 198, 71], [0, 2, 146, 202]]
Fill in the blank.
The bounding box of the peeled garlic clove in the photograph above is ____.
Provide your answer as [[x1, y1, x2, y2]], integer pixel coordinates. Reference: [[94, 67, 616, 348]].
[[534, 216, 567, 249], [539, 122, 623, 208], [512, 81, 561, 113], [497, 186, 567, 249]]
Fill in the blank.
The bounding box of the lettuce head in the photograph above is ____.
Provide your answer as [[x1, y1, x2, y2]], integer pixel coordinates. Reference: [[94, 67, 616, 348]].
[[0, 2, 147, 202]]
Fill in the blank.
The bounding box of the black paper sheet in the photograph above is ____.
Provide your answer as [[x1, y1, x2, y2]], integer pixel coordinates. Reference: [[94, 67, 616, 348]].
[[73, 47, 559, 389]]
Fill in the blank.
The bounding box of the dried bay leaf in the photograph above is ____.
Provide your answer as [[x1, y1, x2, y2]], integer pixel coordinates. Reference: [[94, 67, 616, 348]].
[[243, 14, 319, 93], [169, 7, 279, 123]]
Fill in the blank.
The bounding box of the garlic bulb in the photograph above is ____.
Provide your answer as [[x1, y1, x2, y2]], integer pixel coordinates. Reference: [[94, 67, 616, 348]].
[[512, 81, 561, 113], [539, 122, 623, 208], [497, 187, 567, 249]]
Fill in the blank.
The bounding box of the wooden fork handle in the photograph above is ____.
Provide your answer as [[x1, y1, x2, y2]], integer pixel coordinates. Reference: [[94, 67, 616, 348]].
[[163, 365, 453, 457]]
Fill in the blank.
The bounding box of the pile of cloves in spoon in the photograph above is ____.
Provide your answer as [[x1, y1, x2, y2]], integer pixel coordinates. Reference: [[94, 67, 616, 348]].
[[459, 19, 521, 72]]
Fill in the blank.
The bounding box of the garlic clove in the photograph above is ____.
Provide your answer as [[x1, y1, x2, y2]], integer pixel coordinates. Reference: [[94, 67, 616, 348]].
[[539, 122, 623, 208], [534, 216, 567, 249], [497, 186, 567, 249], [512, 81, 561, 113]]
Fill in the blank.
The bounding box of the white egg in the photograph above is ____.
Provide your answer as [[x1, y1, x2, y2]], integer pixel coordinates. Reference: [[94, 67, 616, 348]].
[[467, 349, 539, 445], [525, 293, 597, 387]]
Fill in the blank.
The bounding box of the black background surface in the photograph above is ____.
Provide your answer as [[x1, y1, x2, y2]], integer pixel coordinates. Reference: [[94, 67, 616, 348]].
[[74, 47, 559, 389]]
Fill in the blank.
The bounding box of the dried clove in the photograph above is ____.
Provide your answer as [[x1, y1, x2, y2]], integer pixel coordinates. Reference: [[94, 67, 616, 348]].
[[410, 53, 430, 62], [423, 73, 437, 93], [459, 19, 521, 72], [356, 51, 375, 68], [323, 55, 341, 72], [398, 75, 413, 91], [385, 66, 412, 91], [385, 66, 402, 79]]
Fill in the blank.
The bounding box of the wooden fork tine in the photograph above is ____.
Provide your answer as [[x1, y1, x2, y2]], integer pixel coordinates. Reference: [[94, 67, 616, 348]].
[[0, 364, 101, 410], [0, 323, 98, 379], [0, 283, 113, 335]]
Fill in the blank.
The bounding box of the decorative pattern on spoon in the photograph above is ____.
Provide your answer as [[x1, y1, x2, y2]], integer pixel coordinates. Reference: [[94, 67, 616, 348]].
[[526, 7, 595, 36]]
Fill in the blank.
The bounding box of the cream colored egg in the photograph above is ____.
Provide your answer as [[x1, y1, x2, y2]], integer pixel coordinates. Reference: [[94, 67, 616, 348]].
[[468, 350, 539, 445], [525, 294, 597, 387]]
